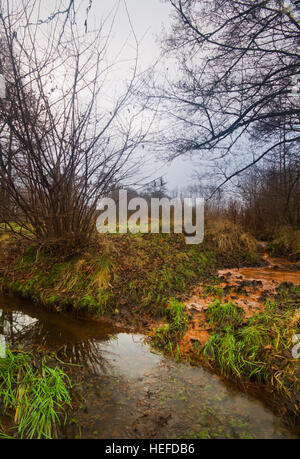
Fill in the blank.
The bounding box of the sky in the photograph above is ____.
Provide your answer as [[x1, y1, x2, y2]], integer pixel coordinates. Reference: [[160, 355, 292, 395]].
[[2, 0, 196, 193], [80, 0, 197, 192]]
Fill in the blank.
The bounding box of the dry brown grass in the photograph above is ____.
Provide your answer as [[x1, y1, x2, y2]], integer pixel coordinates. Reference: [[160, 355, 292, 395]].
[[204, 217, 260, 265]]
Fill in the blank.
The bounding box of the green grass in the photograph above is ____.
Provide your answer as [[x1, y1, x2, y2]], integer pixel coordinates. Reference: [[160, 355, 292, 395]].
[[0, 218, 261, 318], [206, 300, 245, 326], [0, 350, 72, 439], [203, 284, 224, 298], [152, 298, 188, 356], [0, 233, 219, 318], [202, 288, 300, 404], [203, 325, 269, 380], [168, 298, 189, 331]]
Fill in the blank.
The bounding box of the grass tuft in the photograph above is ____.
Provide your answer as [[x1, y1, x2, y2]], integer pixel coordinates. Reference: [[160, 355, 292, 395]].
[[206, 300, 245, 326], [0, 350, 72, 439]]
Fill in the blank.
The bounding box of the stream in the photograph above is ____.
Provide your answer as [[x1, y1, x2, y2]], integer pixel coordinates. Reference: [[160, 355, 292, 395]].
[[0, 292, 299, 439]]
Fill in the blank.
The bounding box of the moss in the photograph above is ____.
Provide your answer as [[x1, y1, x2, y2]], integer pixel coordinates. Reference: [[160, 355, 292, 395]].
[[9, 280, 23, 294], [0, 228, 260, 319], [75, 294, 97, 310], [44, 294, 60, 306], [22, 246, 39, 264]]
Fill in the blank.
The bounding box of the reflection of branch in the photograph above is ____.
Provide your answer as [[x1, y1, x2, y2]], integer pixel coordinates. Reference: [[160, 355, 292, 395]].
[[0, 310, 3, 334], [57, 341, 112, 375], [2, 313, 113, 374]]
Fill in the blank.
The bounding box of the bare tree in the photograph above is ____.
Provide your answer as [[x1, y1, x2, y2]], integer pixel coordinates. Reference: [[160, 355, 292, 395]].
[[237, 157, 300, 232], [148, 0, 300, 197], [0, 0, 149, 252]]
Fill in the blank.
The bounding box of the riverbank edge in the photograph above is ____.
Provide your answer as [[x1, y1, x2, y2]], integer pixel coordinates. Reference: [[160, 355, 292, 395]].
[[1, 278, 299, 431], [1, 277, 299, 433], [0, 231, 299, 430]]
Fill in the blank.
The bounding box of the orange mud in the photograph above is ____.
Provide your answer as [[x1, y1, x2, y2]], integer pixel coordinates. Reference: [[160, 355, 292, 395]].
[[238, 244, 300, 286], [232, 267, 300, 286], [180, 250, 300, 357]]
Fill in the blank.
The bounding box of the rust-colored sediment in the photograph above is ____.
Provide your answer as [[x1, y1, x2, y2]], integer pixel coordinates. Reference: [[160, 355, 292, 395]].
[[179, 252, 300, 357]]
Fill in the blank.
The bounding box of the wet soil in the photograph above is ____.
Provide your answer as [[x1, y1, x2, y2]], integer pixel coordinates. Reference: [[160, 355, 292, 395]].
[[180, 249, 300, 354]]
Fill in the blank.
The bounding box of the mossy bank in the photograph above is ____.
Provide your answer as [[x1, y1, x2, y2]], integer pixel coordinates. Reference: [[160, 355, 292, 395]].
[[0, 221, 260, 323]]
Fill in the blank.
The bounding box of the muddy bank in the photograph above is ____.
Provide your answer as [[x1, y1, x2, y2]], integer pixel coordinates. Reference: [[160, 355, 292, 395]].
[[172, 252, 300, 424], [181, 250, 300, 348], [0, 225, 262, 321]]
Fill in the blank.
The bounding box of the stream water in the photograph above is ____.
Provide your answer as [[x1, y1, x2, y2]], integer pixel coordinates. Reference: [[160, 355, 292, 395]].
[[0, 294, 299, 439]]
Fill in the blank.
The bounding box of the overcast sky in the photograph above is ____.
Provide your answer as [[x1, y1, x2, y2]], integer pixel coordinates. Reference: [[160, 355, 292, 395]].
[[18, 0, 196, 192], [81, 0, 196, 192]]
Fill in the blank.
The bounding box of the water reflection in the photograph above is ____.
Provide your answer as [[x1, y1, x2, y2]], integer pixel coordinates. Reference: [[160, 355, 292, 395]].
[[100, 333, 161, 379], [0, 309, 37, 345], [0, 297, 116, 374], [0, 295, 298, 439], [0, 303, 161, 377]]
